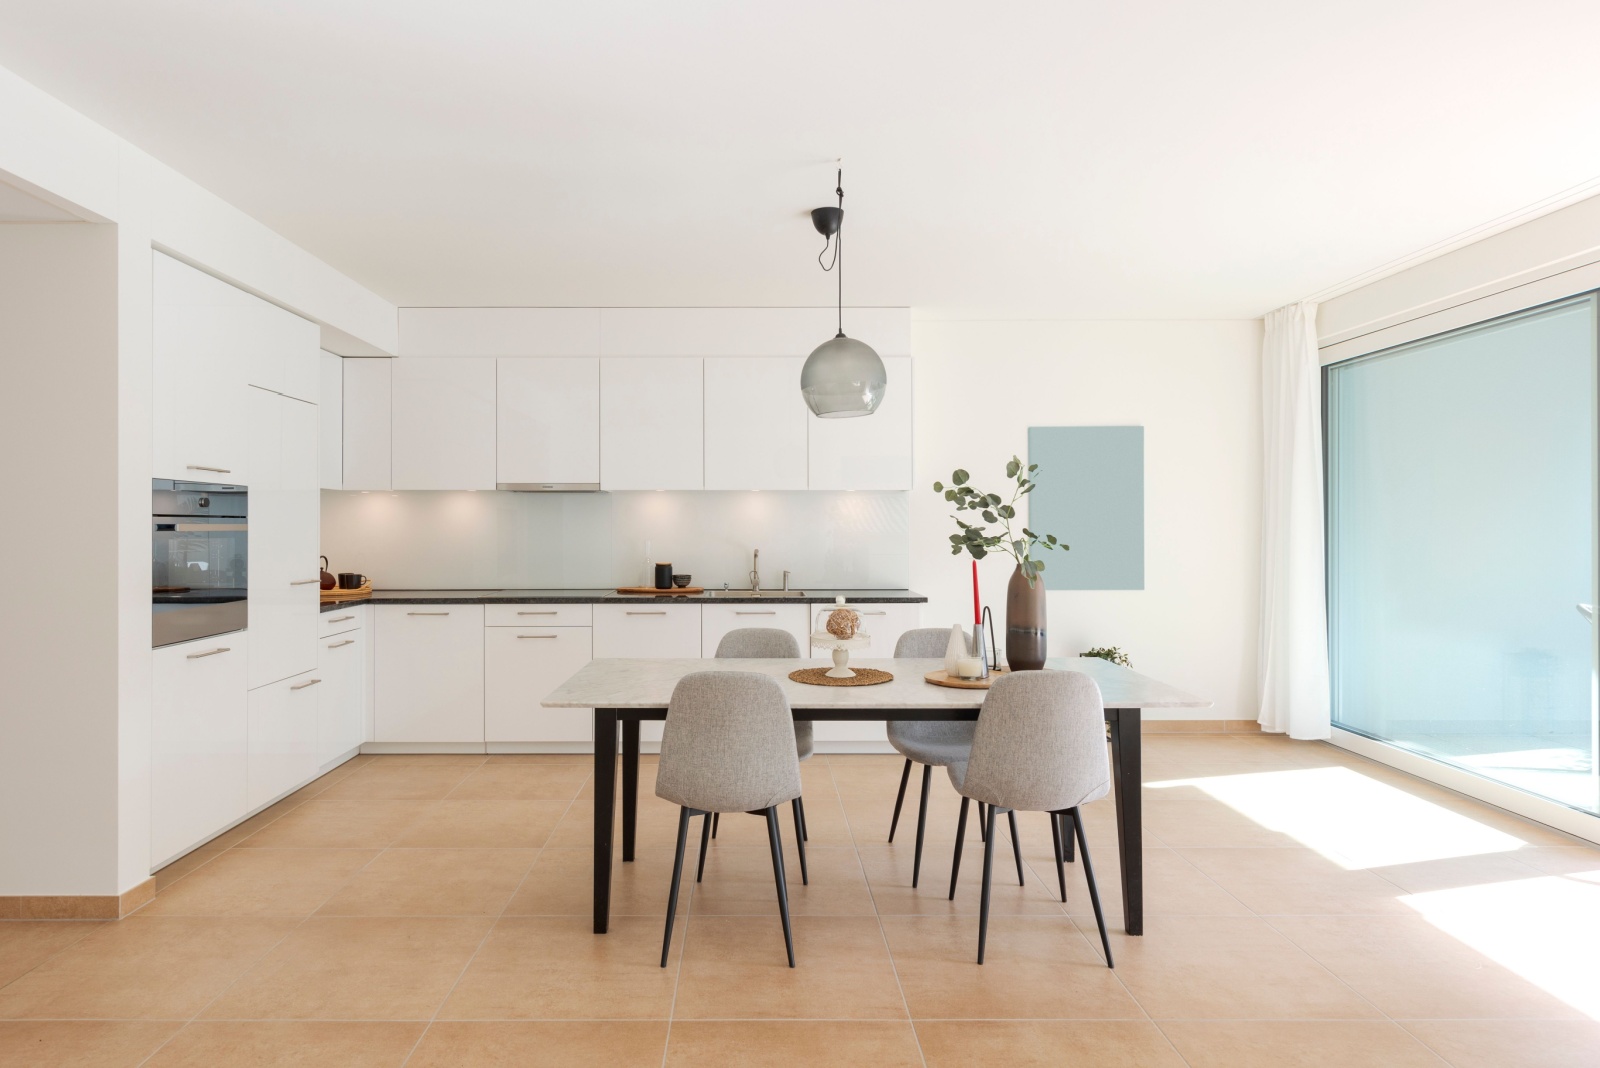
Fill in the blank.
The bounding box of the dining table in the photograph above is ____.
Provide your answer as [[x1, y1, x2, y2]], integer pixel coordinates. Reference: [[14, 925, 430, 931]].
[[542, 655, 1210, 937]]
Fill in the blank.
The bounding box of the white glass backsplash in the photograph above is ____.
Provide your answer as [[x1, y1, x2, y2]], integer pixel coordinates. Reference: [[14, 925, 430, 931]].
[[320, 490, 910, 590]]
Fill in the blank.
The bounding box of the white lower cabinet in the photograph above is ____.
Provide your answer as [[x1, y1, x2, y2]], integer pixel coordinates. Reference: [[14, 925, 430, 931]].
[[374, 605, 486, 744], [812, 601, 922, 745], [152, 636, 249, 866], [317, 624, 367, 766], [701, 602, 809, 656], [594, 603, 701, 743], [246, 671, 321, 811], [485, 626, 593, 744]]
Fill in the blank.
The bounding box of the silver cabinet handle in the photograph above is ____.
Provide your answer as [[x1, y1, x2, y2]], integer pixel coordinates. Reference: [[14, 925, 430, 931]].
[[407, 611, 450, 616], [327, 614, 354, 623], [517, 633, 558, 639], [626, 611, 667, 616], [290, 579, 320, 586], [860, 610, 887, 616], [736, 611, 777, 615], [327, 639, 355, 649], [290, 678, 322, 690], [185, 465, 231, 474], [185, 646, 231, 659], [518, 610, 558, 615]]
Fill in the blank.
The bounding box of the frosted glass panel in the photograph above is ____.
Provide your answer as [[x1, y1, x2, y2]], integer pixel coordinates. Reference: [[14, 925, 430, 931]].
[[1328, 296, 1598, 815]]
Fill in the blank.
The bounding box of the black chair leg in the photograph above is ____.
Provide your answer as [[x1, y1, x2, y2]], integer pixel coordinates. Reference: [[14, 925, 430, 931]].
[[1007, 809, 1025, 887], [797, 794, 808, 842], [661, 806, 693, 967], [911, 763, 932, 889], [949, 795, 970, 900], [764, 806, 796, 968], [791, 797, 809, 885], [1060, 808, 1075, 863], [978, 803, 998, 964], [696, 809, 713, 883], [1071, 806, 1113, 968], [977, 801, 987, 842], [888, 758, 912, 842], [1050, 812, 1067, 902], [711, 811, 719, 839]]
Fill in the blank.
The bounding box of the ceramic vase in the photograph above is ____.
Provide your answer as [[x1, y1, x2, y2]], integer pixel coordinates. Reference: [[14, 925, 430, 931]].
[[1006, 563, 1047, 670]]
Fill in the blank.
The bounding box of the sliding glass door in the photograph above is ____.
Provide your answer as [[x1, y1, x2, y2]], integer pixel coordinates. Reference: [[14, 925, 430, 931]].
[[1327, 295, 1599, 815]]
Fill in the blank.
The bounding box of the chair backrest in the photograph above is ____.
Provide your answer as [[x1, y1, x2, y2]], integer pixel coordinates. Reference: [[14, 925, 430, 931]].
[[715, 627, 800, 658], [961, 670, 1109, 812], [655, 671, 803, 812], [894, 627, 971, 658]]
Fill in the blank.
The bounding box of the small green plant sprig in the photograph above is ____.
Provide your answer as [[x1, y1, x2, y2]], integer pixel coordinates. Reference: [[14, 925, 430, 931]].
[[933, 455, 1066, 588], [1082, 646, 1131, 668]]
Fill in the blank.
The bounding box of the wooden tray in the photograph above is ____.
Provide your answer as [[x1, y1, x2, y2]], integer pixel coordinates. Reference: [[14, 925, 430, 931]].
[[924, 668, 1010, 690], [320, 584, 372, 603], [615, 586, 705, 596]]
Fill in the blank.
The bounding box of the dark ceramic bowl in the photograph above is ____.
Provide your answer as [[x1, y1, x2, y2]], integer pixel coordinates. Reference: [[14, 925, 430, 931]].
[[672, 574, 691, 588]]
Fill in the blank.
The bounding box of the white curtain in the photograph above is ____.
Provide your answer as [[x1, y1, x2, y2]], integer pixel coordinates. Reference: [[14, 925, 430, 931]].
[[1258, 301, 1331, 739]]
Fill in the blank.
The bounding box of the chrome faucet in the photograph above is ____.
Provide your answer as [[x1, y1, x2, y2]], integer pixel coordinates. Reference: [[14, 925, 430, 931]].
[[749, 548, 760, 593]]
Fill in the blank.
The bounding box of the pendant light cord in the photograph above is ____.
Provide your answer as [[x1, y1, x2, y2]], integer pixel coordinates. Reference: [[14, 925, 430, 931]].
[[814, 169, 846, 337]]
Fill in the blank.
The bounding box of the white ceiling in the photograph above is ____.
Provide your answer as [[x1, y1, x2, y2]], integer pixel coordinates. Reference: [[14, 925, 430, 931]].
[[2, 1, 1599, 317]]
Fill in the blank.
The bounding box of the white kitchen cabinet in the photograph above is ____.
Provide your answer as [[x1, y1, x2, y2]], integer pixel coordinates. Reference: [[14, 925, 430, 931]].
[[151, 635, 249, 866], [702, 602, 809, 656], [391, 357, 497, 490], [246, 670, 321, 811], [594, 603, 701, 744], [703, 357, 808, 490], [320, 352, 344, 489], [807, 355, 913, 490], [242, 299, 320, 404], [246, 386, 321, 690], [600, 357, 703, 490], [151, 252, 249, 483], [373, 605, 485, 744], [484, 603, 593, 627], [485, 626, 593, 744], [812, 601, 922, 744], [317, 624, 367, 767], [341, 358, 392, 491], [497, 357, 600, 487]]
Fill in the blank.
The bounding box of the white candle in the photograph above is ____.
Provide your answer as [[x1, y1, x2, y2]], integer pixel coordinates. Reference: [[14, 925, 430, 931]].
[[955, 656, 982, 679]]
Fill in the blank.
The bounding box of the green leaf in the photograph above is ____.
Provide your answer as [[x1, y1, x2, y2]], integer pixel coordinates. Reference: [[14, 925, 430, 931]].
[[1005, 459, 1020, 479], [1020, 484, 1035, 494], [944, 489, 956, 501], [1032, 559, 1045, 571], [932, 481, 943, 492], [1028, 464, 1038, 472], [981, 510, 997, 523], [999, 505, 1015, 519], [970, 545, 987, 559], [987, 493, 1002, 506], [948, 533, 962, 544], [952, 469, 969, 486], [1045, 534, 1057, 544]]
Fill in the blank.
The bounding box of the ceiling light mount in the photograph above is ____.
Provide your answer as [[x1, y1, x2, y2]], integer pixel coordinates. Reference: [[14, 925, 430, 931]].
[[800, 167, 886, 419]]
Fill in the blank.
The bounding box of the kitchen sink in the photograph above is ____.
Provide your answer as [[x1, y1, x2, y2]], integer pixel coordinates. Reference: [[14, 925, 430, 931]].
[[709, 589, 807, 598]]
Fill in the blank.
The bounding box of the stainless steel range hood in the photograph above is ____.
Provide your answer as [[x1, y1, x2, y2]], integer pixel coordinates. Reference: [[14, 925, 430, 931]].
[[496, 482, 604, 493]]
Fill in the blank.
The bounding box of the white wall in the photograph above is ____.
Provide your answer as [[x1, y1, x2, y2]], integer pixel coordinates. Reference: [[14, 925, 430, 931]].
[[909, 318, 1263, 720], [0, 224, 123, 895]]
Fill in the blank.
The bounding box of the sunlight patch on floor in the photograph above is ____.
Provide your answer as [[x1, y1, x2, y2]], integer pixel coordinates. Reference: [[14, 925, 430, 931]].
[[1147, 765, 1527, 868]]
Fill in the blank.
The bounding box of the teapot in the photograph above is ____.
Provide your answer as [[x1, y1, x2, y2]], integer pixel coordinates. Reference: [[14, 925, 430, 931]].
[[319, 555, 336, 591]]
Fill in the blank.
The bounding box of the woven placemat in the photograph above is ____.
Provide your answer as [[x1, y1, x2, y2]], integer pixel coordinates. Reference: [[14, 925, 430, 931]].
[[788, 667, 894, 687]]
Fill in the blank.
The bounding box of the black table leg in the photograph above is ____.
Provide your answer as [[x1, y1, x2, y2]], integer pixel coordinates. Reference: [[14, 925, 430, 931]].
[[622, 718, 640, 863], [593, 708, 618, 934], [1108, 707, 1143, 936]]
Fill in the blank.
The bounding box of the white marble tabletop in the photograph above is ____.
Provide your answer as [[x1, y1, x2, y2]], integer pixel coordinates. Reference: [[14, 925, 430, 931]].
[[542, 657, 1209, 710]]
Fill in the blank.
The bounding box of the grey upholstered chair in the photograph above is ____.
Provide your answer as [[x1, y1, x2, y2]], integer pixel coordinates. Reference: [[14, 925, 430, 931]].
[[710, 628, 810, 873], [657, 671, 802, 967], [945, 670, 1114, 966], [887, 628, 1022, 890]]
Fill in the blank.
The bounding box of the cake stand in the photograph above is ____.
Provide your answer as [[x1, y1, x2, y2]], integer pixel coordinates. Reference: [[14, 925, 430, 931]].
[[809, 631, 871, 678]]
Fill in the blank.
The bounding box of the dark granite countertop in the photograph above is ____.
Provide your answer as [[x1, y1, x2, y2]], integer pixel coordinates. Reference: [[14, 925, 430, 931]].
[[321, 588, 927, 612]]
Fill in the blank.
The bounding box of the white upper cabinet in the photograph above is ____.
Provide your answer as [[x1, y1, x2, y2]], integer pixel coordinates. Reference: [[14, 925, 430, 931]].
[[242, 299, 320, 404], [391, 358, 497, 490], [152, 252, 249, 483], [703, 357, 808, 490], [496, 357, 600, 487], [341, 358, 392, 491], [319, 352, 343, 490], [600, 357, 703, 490], [808, 355, 913, 490]]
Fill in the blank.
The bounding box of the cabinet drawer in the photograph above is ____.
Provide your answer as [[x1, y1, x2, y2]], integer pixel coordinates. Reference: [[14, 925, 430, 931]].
[[592, 603, 702, 658], [485, 603, 593, 628], [702, 602, 809, 657], [319, 605, 367, 638]]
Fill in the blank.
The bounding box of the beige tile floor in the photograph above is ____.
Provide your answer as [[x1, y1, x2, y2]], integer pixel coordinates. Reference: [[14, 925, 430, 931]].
[[3, 736, 1600, 1066]]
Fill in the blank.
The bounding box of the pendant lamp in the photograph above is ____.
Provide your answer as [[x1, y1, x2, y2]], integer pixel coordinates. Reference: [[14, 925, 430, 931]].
[[801, 169, 886, 418]]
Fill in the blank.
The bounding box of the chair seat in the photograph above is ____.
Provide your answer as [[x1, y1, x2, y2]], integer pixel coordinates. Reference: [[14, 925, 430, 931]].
[[887, 719, 974, 767]]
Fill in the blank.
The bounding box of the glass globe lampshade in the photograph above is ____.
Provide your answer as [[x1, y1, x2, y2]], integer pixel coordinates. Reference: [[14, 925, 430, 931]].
[[800, 334, 887, 418]]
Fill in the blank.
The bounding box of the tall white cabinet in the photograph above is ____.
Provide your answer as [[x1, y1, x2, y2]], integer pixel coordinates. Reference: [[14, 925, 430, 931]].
[[246, 386, 321, 690], [151, 252, 250, 483]]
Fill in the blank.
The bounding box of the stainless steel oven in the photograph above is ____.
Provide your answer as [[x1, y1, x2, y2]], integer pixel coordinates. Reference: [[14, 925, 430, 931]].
[[152, 479, 248, 648]]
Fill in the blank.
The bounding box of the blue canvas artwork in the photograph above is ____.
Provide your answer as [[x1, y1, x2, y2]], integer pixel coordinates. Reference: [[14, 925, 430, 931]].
[[1026, 426, 1145, 590]]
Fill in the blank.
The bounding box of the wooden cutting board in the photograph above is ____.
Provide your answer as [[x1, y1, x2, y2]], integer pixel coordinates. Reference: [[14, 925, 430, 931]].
[[320, 584, 372, 603], [615, 586, 705, 596], [924, 668, 1010, 690]]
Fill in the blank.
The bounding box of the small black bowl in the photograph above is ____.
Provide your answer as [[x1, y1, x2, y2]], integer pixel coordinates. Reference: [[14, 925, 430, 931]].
[[672, 574, 691, 588]]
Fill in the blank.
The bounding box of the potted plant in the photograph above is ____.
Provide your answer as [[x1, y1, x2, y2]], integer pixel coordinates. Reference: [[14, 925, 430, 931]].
[[1082, 646, 1131, 668], [934, 456, 1067, 670]]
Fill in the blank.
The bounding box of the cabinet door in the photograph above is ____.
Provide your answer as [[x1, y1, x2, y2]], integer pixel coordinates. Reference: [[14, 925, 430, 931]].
[[703, 358, 808, 490], [243, 298, 320, 403], [320, 352, 343, 489], [497, 358, 600, 486], [600, 357, 703, 490], [342, 358, 392, 491], [317, 628, 366, 766], [151, 252, 248, 483], [485, 627, 593, 743], [593, 604, 700, 744], [811, 601, 922, 744], [702, 602, 809, 657], [247, 671, 320, 811], [373, 605, 486, 743], [808, 355, 913, 490], [151, 636, 248, 865], [391, 358, 496, 490], [246, 389, 320, 690]]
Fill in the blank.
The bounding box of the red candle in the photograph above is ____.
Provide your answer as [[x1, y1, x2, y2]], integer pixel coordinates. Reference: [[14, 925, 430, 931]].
[[972, 559, 981, 624]]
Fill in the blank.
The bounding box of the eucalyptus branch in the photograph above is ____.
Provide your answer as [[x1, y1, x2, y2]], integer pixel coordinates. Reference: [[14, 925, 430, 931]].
[[933, 455, 1067, 588]]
